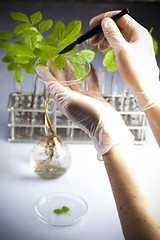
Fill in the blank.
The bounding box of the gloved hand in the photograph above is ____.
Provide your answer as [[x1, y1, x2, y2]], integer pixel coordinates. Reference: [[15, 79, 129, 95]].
[[89, 11, 160, 111], [36, 62, 134, 160]]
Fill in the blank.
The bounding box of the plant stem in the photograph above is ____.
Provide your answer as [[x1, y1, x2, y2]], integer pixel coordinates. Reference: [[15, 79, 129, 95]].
[[45, 94, 62, 143], [110, 71, 115, 96]]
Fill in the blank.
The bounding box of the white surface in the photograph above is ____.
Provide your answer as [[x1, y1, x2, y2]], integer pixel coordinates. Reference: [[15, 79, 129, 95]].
[[0, 129, 160, 240]]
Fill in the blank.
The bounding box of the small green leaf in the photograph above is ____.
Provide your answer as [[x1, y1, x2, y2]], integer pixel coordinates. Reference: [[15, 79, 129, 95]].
[[33, 48, 43, 58], [0, 39, 10, 49], [61, 206, 70, 212], [0, 31, 12, 38], [30, 11, 42, 25], [14, 40, 26, 45], [14, 66, 24, 82], [46, 35, 57, 47], [21, 26, 41, 36], [149, 28, 158, 55], [103, 48, 117, 72], [54, 209, 62, 214], [65, 20, 81, 38], [2, 56, 14, 63], [7, 63, 17, 71], [14, 56, 30, 64], [60, 45, 79, 57], [14, 23, 32, 34], [52, 55, 67, 70], [7, 43, 35, 58], [21, 62, 34, 74], [39, 19, 53, 33], [71, 62, 85, 79], [35, 41, 55, 51], [79, 50, 95, 63], [11, 12, 30, 23], [53, 21, 65, 42], [152, 37, 158, 55], [25, 35, 43, 50]]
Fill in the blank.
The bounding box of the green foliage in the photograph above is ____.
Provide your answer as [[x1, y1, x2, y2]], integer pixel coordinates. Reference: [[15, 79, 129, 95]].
[[149, 27, 158, 55], [54, 206, 71, 216], [103, 47, 117, 72], [79, 49, 95, 63], [11, 12, 30, 23], [0, 11, 95, 82]]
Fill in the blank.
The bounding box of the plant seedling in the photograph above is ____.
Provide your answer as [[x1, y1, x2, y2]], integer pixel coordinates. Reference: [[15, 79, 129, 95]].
[[0, 10, 95, 83], [54, 206, 71, 216]]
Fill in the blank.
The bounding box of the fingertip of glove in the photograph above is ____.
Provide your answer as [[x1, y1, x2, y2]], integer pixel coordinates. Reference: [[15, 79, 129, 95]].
[[101, 17, 115, 32]]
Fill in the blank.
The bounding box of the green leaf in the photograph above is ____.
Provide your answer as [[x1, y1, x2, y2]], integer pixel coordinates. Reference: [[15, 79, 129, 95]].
[[14, 40, 26, 45], [41, 51, 58, 60], [0, 31, 12, 38], [21, 62, 34, 74], [14, 56, 30, 64], [36, 42, 58, 59], [39, 19, 53, 33], [71, 62, 85, 79], [52, 55, 67, 70], [7, 63, 17, 71], [30, 11, 42, 25], [58, 36, 78, 53], [21, 26, 41, 37], [61, 206, 70, 213], [54, 209, 62, 214], [35, 41, 55, 51], [25, 35, 43, 50], [103, 48, 117, 72], [0, 39, 10, 49], [14, 23, 32, 34], [53, 21, 65, 42], [152, 37, 158, 55], [60, 45, 79, 57], [11, 12, 30, 23], [14, 66, 24, 82], [149, 28, 158, 55], [2, 56, 14, 63], [107, 62, 117, 72], [65, 21, 81, 38], [46, 34, 57, 46], [79, 50, 95, 63], [7, 43, 35, 58], [33, 48, 43, 58]]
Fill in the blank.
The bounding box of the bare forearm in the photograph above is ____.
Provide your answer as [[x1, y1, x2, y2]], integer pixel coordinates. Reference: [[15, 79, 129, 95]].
[[103, 144, 160, 240], [144, 102, 160, 147]]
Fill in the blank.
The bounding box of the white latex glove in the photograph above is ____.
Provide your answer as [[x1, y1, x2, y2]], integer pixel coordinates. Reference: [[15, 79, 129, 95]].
[[89, 10, 160, 111], [36, 62, 134, 160]]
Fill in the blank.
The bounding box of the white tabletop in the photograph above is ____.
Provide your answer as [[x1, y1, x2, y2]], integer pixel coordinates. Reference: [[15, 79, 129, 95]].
[[1, 123, 160, 240]]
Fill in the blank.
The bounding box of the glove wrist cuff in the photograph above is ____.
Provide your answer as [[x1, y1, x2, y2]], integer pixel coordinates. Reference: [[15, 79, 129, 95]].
[[133, 81, 160, 111]]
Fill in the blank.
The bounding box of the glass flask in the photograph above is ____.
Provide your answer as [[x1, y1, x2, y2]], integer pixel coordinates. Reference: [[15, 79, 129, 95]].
[[29, 54, 91, 179], [29, 133, 71, 179]]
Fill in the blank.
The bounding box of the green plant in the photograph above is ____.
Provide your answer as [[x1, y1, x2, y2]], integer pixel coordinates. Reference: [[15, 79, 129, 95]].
[[149, 27, 158, 55], [0, 11, 95, 85], [54, 206, 71, 216]]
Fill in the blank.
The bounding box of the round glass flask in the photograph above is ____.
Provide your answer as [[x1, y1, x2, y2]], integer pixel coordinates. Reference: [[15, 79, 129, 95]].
[[29, 54, 91, 179]]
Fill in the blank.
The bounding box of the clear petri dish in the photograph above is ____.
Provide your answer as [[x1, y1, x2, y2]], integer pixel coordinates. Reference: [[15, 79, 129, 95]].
[[34, 54, 91, 87], [35, 192, 88, 226]]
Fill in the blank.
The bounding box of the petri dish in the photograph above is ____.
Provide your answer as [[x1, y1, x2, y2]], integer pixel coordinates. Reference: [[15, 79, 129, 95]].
[[35, 192, 88, 226], [34, 54, 91, 87]]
